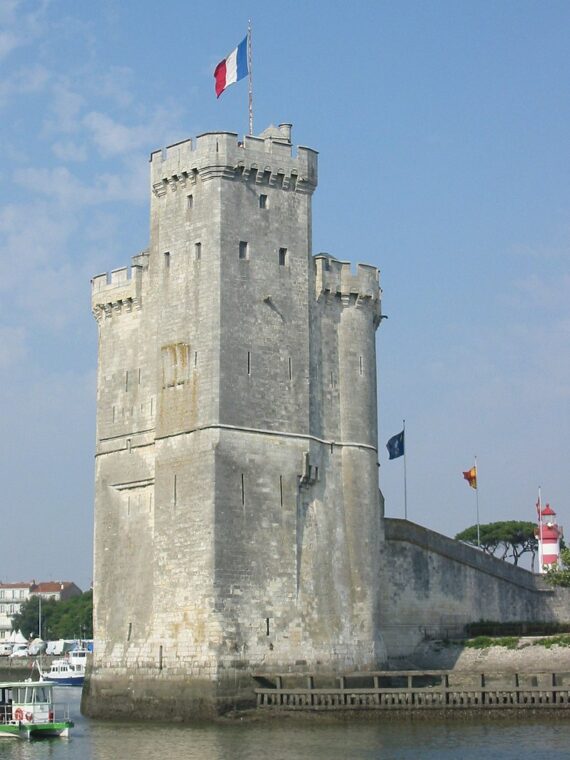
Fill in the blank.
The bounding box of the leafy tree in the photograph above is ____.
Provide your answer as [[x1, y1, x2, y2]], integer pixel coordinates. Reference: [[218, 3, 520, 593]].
[[10, 591, 93, 640], [455, 521, 538, 567], [545, 548, 570, 587]]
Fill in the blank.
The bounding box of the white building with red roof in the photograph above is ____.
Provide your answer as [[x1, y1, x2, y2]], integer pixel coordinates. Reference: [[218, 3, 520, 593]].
[[0, 581, 82, 640]]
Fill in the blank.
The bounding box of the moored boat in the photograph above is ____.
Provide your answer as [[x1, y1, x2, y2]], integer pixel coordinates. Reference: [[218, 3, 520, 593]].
[[0, 680, 73, 739], [41, 648, 87, 686]]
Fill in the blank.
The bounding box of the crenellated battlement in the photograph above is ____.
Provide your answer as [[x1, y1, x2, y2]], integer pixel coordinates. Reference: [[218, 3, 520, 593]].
[[150, 123, 318, 198], [91, 261, 144, 321], [314, 255, 382, 315]]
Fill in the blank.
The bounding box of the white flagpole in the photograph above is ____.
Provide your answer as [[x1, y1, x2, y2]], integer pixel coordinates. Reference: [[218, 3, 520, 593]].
[[538, 486, 543, 572], [247, 20, 253, 135], [475, 455, 480, 548], [403, 419, 408, 520]]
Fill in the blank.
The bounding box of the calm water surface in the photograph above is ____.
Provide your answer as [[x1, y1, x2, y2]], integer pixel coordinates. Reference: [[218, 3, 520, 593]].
[[3, 688, 570, 759]]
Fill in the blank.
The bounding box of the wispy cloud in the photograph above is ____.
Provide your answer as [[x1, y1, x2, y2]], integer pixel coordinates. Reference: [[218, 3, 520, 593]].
[[0, 63, 50, 106], [0, 0, 48, 61]]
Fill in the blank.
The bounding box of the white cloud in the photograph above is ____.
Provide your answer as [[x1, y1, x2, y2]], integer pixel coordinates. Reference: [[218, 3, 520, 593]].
[[0, 63, 49, 106], [83, 111, 156, 157], [96, 66, 135, 108], [12, 161, 148, 206], [0, 0, 48, 61], [51, 139, 87, 162], [511, 272, 570, 314], [42, 82, 85, 136]]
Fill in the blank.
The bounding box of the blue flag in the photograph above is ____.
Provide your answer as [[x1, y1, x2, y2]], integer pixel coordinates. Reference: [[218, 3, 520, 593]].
[[386, 430, 405, 460]]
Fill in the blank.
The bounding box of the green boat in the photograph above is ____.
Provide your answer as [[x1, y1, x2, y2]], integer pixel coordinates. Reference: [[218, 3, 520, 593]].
[[0, 680, 73, 740]]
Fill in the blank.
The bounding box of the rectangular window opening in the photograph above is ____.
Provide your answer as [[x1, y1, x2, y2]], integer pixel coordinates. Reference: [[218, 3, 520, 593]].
[[259, 194, 267, 209], [127, 622, 132, 642], [279, 247, 287, 266], [194, 351, 198, 367], [164, 251, 170, 269], [239, 240, 249, 260], [288, 357, 292, 381], [194, 241, 201, 260], [126, 438, 132, 453], [247, 350, 251, 376], [158, 645, 163, 671], [359, 356, 363, 375], [266, 618, 270, 636], [279, 475, 283, 507], [187, 194, 193, 210], [241, 473, 245, 506]]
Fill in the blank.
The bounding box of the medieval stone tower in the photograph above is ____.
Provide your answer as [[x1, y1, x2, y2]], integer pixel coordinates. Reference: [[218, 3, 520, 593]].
[[84, 124, 385, 719]]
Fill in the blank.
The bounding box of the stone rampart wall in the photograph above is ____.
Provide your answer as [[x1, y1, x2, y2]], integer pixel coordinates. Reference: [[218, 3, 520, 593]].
[[382, 519, 570, 657]]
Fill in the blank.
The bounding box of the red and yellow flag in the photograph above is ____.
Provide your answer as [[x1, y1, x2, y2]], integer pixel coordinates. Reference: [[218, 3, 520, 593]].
[[462, 466, 477, 489]]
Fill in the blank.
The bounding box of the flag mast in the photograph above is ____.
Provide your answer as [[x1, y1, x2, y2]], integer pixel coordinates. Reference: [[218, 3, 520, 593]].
[[475, 455, 480, 548], [247, 20, 253, 135], [403, 419, 408, 520], [537, 486, 543, 571]]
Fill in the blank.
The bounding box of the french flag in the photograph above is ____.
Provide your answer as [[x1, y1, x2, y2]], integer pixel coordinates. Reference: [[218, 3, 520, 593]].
[[214, 36, 249, 98]]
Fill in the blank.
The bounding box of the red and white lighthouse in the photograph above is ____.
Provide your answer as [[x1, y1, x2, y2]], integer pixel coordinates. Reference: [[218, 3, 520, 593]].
[[535, 502, 563, 573]]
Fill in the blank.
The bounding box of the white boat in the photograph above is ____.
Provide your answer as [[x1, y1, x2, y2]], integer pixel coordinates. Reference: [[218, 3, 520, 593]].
[[0, 680, 73, 739], [41, 649, 88, 686]]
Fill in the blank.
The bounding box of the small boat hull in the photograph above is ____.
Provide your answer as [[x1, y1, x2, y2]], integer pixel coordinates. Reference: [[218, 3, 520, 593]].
[[0, 721, 74, 740], [41, 675, 84, 687]]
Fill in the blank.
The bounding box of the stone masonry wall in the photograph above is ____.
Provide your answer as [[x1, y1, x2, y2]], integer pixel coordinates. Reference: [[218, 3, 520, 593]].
[[381, 518, 570, 657]]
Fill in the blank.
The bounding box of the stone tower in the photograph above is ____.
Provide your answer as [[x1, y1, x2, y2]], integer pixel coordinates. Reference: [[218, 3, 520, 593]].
[[84, 124, 385, 720]]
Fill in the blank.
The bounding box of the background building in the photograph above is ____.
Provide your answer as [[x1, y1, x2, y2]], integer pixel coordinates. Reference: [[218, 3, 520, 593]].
[[0, 581, 81, 640]]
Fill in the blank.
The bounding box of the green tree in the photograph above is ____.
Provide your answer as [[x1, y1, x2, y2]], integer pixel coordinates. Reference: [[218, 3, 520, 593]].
[[11, 591, 93, 640], [545, 548, 570, 587], [455, 521, 538, 567]]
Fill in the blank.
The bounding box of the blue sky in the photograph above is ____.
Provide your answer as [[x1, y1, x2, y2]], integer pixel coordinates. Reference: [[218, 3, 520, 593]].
[[0, 0, 568, 590]]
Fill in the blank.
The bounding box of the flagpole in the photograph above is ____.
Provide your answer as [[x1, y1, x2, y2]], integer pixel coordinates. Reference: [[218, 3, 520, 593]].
[[247, 20, 253, 135], [475, 455, 480, 548], [403, 419, 408, 520], [538, 486, 543, 571]]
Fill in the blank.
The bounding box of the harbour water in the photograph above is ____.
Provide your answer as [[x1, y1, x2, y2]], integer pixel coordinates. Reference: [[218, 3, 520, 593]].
[[3, 688, 570, 759]]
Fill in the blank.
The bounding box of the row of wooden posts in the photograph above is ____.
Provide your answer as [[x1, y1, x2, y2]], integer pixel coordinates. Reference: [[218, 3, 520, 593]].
[[254, 670, 570, 710]]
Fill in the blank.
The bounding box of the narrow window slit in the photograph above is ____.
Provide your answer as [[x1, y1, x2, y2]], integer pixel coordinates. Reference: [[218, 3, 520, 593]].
[[279, 475, 283, 507], [241, 474, 245, 506]]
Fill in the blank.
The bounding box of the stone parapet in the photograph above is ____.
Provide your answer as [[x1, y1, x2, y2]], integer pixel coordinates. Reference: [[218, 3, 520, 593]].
[[150, 126, 318, 198], [314, 255, 382, 316], [385, 518, 541, 592], [91, 264, 143, 320]]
